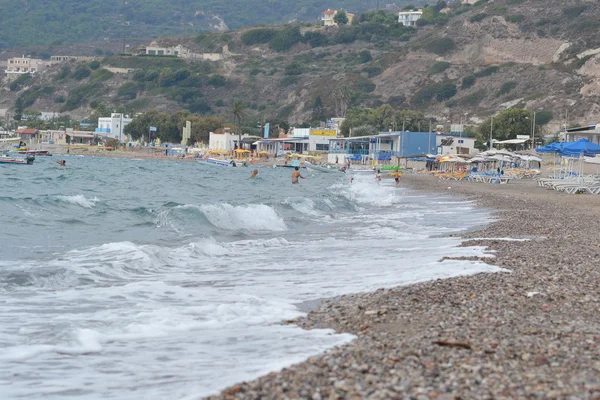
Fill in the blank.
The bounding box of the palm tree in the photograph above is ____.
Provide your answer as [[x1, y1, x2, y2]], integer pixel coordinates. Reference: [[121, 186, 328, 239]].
[[231, 100, 247, 150]]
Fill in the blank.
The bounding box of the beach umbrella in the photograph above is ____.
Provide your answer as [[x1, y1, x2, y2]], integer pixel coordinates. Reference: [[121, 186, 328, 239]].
[[560, 139, 600, 157]]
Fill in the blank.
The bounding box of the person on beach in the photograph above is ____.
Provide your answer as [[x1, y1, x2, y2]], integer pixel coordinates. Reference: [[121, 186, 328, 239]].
[[395, 176, 400, 185], [250, 169, 258, 179], [375, 169, 382, 183], [292, 167, 305, 184], [56, 160, 66, 167]]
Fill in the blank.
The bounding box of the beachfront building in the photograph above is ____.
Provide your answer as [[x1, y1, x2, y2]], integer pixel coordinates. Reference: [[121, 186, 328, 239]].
[[95, 113, 133, 141], [5, 57, 47, 80], [398, 9, 423, 26], [563, 124, 600, 143], [436, 134, 477, 155], [328, 131, 439, 164], [14, 128, 39, 142], [255, 128, 337, 156]]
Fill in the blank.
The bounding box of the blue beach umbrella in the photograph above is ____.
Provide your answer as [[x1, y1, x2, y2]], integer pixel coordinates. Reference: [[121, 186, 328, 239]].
[[560, 138, 600, 157]]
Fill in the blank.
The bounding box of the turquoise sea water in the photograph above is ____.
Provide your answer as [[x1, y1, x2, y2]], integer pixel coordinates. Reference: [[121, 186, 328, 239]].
[[0, 156, 502, 399]]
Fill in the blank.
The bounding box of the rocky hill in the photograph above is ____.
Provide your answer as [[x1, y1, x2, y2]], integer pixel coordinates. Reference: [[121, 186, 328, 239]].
[[2, 0, 600, 135]]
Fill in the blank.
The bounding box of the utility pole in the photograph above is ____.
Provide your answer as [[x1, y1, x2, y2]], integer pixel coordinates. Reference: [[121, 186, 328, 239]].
[[531, 110, 536, 150], [489, 117, 494, 150]]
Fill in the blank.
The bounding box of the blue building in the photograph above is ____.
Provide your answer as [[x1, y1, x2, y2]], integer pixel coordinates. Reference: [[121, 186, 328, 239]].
[[328, 132, 437, 164]]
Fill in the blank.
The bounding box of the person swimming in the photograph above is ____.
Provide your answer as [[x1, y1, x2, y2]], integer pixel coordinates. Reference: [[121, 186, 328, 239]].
[[56, 160, 66, 167], [291, 166, 305, 184], [250, 169, 258, 178]]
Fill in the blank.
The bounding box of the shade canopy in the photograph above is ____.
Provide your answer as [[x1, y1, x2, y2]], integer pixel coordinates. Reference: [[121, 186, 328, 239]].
[[560, 138, 600, 157]]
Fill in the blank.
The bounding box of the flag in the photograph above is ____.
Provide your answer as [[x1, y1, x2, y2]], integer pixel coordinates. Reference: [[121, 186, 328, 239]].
[[149, 126, 157, 132], [263, 123, 270, 139]]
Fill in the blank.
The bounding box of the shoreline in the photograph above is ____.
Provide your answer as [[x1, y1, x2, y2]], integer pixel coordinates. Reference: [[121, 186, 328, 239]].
[[208, 174, 600, 399]]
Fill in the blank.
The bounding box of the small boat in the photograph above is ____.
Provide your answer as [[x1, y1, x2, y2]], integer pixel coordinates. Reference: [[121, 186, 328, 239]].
[[17, 149, 52, 156], [198, 158, 235, 167], [0, 155, 35, 165], [304, 161, 343, 173]]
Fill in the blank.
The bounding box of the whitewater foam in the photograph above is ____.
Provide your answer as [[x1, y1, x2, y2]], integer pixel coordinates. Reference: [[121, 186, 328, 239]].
[[200, 203, 287, 232], [56, 194, 99, 208]]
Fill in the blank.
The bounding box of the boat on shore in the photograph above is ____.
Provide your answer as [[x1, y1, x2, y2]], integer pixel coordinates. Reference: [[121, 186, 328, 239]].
[[198, 158, 235, 167], [0, 155, 35, 165], [17, 149, 52, 156], [304, 161, 343, 173]]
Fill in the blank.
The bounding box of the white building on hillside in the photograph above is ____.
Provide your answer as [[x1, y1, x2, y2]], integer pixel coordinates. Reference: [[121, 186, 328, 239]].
[[398, 9, 423, 26], [95, 113, 133, 141], [5, 57, 47, 80]]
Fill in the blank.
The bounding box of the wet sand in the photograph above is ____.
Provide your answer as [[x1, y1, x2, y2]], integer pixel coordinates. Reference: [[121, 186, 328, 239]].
[[207, 173, 600, 399]]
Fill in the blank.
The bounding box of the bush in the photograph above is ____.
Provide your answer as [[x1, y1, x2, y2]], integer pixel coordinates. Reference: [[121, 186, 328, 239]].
[[9, 74, 32, 91], [270, 26, 303, 52], [461, 74, 476, 89], [303, 31, 329, 48], [89, 60, 101, 70], [363, 66, 383, 78], [90, 68, 114, 82], [55, 66, 70, 81], [498, 81, 517, 96], [563, 5, 588, 18], [55, 95, 66, 103], [207, 74, 226, 87], [72, 65, 91, 80], [505, 15, 525, 23], [333, 26, 358, 44], [358, 81, 376, 93], [241, 28, 278, 46], [117, 82, 139, 99], [447, 89, 486, 107], [428, 61, 451, 75], [358, 50, 372, 63], [412, 82, 457, 105], [280, 76, 300, 86], [475, 65, 499, 78], [469, 14, 487, 23], [423, 38, 455, 55], [284, 62, 303, 76], [214, 99, 225, 107]]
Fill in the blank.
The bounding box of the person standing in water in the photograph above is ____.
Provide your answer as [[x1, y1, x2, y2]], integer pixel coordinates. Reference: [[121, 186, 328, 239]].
[[375, 169, 382, 183], [250, 169, 258, 178], [291, 166, 305, 184], [56, 160, 66, 167]]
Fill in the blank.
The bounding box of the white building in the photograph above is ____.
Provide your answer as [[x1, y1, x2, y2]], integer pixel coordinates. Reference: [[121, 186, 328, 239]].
[[437, 134, 477, 155], [398, 9, 423, 26], [209, 129, 239, 151], [5, 57, 47, 80], [95, 113, 133, 141]]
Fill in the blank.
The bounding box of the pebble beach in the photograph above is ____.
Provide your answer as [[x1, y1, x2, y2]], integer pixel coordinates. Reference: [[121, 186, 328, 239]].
[[208, 173, 600, 399]]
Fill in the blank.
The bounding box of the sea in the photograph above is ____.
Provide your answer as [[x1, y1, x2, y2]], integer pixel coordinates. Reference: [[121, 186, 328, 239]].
[[0, 156, 503, 399]]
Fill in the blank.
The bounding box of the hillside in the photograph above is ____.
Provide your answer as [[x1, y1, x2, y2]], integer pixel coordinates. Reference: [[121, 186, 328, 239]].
[[0, 0, 420, 48], [3, 0, 600, 138]]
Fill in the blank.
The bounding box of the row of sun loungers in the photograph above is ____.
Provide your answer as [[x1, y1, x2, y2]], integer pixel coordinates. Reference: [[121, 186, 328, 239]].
[[537, 177, 600, 194]]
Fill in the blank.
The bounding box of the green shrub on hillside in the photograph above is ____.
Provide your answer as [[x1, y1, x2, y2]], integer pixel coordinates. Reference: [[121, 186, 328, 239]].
[[563, 5, 588, 18], [469, 14, 487, 23], [412, 82, 457, 105], [423, 38, 455, 55], [446, 89, 486, 107], [362, 65, 383, 77], [428, 61, 451, 75], [303, 31, 329, 47], [498, 81, 517, 96], [333, 26, 358, 44], [9, 74, 33, 91], [461, 75, 476, 89], [207, 74, 226, 87], [89, 60, 101, 70], [284, 62, 303, 75], [505, 15, 525, 23], [117, 82, 139, 100], [90, 68, 114, 82], [72, 65, 91, 80], [475, 66, 499, 78], [280, 76, 300, 86], [241, 28, 278, 46], [358, 50, 372, 64], [269, 26, 303, 52]]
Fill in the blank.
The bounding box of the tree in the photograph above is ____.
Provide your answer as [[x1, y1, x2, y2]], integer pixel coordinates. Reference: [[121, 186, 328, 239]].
[[13, 98, 23, 122], [334, 10, 349, 25], [351, 124, 378, 137], [478, 108, 531, 142], [311, 96, 326, 123], [333, 86, 355, 118], [231, 100, 247, 149]]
